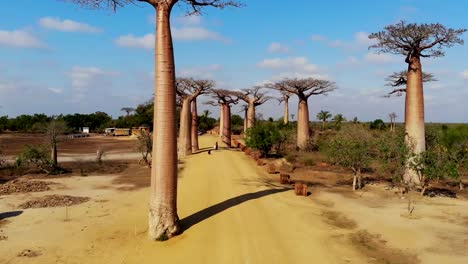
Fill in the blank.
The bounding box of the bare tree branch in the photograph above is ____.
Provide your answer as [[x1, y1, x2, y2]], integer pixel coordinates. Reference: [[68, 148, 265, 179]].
[[176, 77, 215, 101], [64, 0, 243, 13], [210, 89, 241, 105], [238, 86, 272, 106], [369, 21, 466, 62], [265, 78, 337, 100]]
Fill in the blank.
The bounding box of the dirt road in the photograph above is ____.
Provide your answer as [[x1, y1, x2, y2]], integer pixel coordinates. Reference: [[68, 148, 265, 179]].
[[1, 135, 467, 263]]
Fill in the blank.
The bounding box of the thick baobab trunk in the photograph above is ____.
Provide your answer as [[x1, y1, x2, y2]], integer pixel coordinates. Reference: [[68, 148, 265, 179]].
[[247, 101, 255, 129], [219, 105, 224, 142], [297, 99, 310, 150], [149, 5, 180, 240], [243, 108, 248, 134], [178, 98, 192, 158], [191, 99, 199, 153], [222, 104, 232, 147], [403, 56, 425, 186], [51, 144, 57, 166], [283, 98, 289, 125]]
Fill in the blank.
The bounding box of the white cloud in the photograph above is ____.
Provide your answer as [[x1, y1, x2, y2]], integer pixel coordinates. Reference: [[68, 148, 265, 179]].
[[312, 31, 377, 50], [0, 30, 44, 48], [257, 57, 328, 80], [39, 17, 101, 33], [116, 26, 228, 49], [461, 70, 468, 80], [426, 83, 444, 90], [69, 67, 119, 101], [355, 31, 377, 46], [172, 27, 228, 42], [258, 57, 319, 73], [336, 56, 361, 68], [175, 15, 202, 26], [115, 34, 154, 49], [267, 42, 290, 53], [178, 64, 223, 79], [364, 52, 398, 64], [48, 88, 63, 94]]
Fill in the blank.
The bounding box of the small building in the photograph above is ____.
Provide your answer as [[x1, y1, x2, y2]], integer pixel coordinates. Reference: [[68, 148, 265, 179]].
[[114, 128, 131, 136], [82, 127, 90, 134], [131, 124, 151, 137]]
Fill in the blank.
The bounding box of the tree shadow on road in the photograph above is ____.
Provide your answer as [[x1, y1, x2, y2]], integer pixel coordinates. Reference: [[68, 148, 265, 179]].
[[0, 210, 23, 221], [180, 188, 291, 232]]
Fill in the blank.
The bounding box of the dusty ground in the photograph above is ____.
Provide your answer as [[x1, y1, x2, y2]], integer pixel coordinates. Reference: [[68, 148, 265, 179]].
[[0, 133, 137, 158], [0, 135, 467, 263]]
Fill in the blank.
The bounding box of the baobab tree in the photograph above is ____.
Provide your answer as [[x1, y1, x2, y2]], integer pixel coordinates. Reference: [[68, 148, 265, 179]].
[[267, 78, 337, 150], [238, 86, 271, 129], [239, 105, 248, 134], [384, 70, 437, 97], [120, 107, 135, 116], [209, 89, 241, 147], [388, 112, 397, 132], [369, 21, 466, 185], [66, 0, 241, 241], [277, 91, 291, 125], [316, 110, 332, 130], [176, 78, 214, 156], [44, 119, 67, 166]]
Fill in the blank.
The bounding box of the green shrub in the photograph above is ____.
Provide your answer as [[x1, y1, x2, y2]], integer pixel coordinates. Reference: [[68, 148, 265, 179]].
[[245, 123, 281, 157], [16, 145, 67, 175], [375, 130, 409, 182], [323, 127, 374, 190], [369, 119, 386, 130]]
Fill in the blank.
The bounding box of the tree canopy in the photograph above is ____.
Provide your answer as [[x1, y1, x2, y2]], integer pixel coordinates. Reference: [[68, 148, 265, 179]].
[[266, 78, 337, 100], [369, 21, 466, 62]]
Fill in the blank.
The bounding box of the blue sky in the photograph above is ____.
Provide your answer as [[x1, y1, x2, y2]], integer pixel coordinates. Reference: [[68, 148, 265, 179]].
[[0, 0, 467, 122]]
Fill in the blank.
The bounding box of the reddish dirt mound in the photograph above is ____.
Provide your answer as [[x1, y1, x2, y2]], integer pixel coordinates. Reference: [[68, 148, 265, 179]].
[[0, 180, 51, 195], [18, 195, 90, 209]]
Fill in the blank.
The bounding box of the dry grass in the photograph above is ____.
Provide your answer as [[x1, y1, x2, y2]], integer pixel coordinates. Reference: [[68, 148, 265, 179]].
[[321, 210, 357, 229], [350, 230, 420, 264]]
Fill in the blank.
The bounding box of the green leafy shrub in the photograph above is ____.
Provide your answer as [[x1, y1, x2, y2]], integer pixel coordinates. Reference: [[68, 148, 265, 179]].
[[375, 130, 409, 182], [245, 123, 281, 157], [16, 145, 67, 175], [369, 119, 386, 130], [323, 127, 374, 190]]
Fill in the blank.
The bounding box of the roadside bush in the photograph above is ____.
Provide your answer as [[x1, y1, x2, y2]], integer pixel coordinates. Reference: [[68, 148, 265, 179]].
[[375, 129, 409, 182], [409, 126, 466, 195], [137, 130, 153, 166], [323, 127, 374, 190], [245, 123, 281, 157], [15, 145, 66, 175], [369, 119, 386, 130], [410, 146, 460, 195]]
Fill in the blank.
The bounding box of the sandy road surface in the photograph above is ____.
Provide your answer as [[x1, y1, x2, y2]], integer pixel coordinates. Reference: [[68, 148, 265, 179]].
[[1, 135, 467, 263], [0, 135, 364, 263]]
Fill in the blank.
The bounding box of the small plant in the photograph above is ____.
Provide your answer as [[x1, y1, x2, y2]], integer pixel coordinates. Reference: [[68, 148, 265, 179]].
[[323, 127, 374, 190], [96, 148, 105, 164], [16, 145, 67, 175], [245, 123, 281, 157], [137, 130, 153, 167], [410, 146, 460, 196]]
